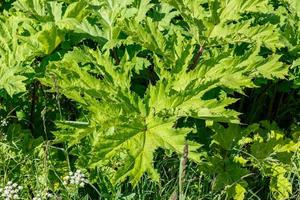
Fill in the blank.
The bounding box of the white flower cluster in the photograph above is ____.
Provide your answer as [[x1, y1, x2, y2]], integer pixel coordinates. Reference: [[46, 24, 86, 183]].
[[63, 170, 87, 187], [0, 131, 7, 140], [32, 192, 53, 200], [0, 181, 23, 200], [0, 119, 8, 127]]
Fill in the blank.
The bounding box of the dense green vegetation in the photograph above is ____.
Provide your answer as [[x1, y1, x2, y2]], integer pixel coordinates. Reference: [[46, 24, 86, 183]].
[[0, 0, 299, 199]]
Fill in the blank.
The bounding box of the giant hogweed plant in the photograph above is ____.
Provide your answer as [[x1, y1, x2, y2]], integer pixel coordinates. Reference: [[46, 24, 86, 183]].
[[41, 0, 294, 192], [0, 0, 299, 199]]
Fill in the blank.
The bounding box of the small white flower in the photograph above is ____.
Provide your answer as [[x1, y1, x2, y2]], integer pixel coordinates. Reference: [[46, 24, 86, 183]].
[[46, 193, 53, 198], [17, 186, 23, 190], [79, 182, 85, 187]]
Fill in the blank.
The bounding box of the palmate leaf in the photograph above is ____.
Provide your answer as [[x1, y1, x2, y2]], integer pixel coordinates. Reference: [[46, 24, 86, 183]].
[[50, 50, 241, 184], [42, 45, 242, 185], [122, 16, 287, 94], [202, 122, 299, 199], [245, 124, 298, 199], [63, 0, 155, 49], [163, 0, 284, 50], [199, 156, 249, 192], [0, 0, 91, 96], [0, 13, 35, 96], [211, 124, 243, 150], [270, 165, 293, 200], [0, 66, 27, 96]]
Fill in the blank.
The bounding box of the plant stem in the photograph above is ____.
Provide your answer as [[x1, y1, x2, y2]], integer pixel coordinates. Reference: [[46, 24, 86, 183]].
[[267, 85, 277, 120], [29, 81, 39, 136], [111, 47, 120, 65], [179, 144, 189, 200], [189, 45, 205, 71]]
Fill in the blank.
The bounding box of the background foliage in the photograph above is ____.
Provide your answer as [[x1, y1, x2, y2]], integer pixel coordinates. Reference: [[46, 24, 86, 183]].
[[0, 0, 299, 199]]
